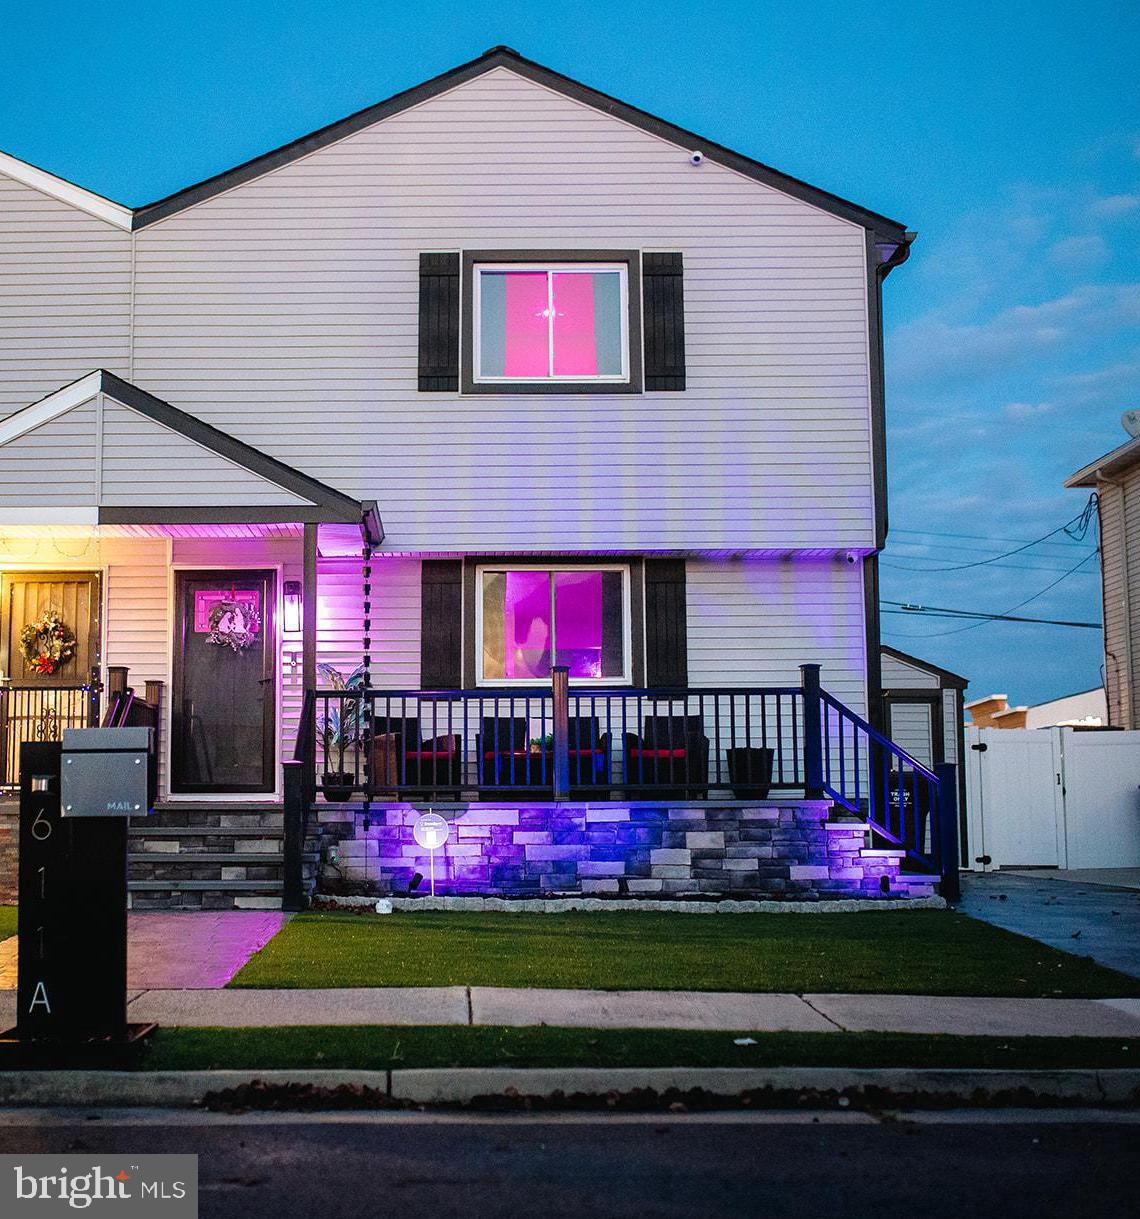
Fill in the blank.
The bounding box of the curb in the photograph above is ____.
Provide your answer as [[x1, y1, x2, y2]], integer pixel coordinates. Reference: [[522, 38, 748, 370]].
[[0, 1067, 1135, 1109], [317, 894, 948, 915]]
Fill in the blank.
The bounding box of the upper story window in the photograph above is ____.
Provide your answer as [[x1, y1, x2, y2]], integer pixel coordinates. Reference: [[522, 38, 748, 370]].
[[459, 250, 645, 394], [474, 264, 629, 383]]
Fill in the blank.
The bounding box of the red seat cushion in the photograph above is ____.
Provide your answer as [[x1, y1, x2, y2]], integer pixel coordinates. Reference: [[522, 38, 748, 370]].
[[406, 749, 455, 760], [628, 747, 688, 760]]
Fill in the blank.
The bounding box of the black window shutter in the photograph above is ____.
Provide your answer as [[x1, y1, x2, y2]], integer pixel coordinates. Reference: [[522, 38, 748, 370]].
[[420, 560, 463, 688], [642, 252, 686, 391], [418, 252, 460, 391], [644, 558, 688, 686]]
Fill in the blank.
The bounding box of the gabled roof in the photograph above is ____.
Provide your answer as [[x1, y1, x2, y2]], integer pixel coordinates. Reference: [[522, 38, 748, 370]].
[[1066, 436, 1140, 487], [881, 644, 969, 689], [0, 47, 912, 248], [0, 370, 381, 536]]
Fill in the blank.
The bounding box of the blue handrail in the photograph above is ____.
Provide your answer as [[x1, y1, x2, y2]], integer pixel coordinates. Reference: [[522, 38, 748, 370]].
[[819, 688, 941, 871]]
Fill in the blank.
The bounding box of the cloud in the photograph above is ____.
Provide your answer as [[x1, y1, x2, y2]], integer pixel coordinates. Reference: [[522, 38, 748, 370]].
[[1048, 234, 1108, 266], [890, 283, 1140, 384], [1003, 401, 1053, 419], [1090, 193, 1140, 218]]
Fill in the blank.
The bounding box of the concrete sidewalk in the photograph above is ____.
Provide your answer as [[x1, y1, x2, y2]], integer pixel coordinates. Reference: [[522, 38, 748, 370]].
[[3, 985, 1137, 1037]]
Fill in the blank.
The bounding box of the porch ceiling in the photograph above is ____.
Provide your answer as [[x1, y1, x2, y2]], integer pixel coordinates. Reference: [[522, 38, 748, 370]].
[[0, 370, 371, 531]]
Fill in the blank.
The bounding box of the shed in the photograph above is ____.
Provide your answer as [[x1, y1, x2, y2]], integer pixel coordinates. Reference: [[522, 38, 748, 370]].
[[880, 645, 969, 858]]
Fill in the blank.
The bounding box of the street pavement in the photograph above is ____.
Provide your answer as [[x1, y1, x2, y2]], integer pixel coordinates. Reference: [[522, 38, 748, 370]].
[[961, 871, 1140, 979], [0, 1109, 1135, 1218]]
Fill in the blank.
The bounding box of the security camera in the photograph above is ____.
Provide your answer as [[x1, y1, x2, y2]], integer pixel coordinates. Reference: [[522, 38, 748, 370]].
[[844, 551, 858, 565], [689, 151, 704, 165]]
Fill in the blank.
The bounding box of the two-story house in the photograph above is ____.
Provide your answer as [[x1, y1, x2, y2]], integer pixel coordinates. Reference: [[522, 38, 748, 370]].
[[0, 47, 944, 909]]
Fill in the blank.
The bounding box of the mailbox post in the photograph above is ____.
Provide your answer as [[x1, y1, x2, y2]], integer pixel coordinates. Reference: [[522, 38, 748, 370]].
[[4, 727, 156, 1059]]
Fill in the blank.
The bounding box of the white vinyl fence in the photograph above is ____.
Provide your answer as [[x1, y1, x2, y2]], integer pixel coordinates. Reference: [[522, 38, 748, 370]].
[[965, 727, 1140, 870]]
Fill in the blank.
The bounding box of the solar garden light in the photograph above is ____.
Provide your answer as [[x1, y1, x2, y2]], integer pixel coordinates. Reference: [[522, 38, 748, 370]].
[[413, 810, 449, 897]]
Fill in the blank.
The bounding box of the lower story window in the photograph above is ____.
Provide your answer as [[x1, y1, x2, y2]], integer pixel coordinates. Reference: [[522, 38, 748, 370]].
[[478, 566, 630, 684]]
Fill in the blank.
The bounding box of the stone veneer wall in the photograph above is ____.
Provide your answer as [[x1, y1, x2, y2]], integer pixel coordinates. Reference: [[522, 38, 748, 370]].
[[321, 801, 936, 901]]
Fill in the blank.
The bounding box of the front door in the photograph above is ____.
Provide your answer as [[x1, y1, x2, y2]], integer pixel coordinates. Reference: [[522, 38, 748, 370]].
[[0, 571, 102, 784], [172, 570, 276, 794]]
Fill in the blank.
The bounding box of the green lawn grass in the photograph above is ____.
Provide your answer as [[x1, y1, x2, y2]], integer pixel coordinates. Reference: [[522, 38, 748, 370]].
[[142, 1025, 1140, 1073], [0, 906, 15, 941], [229, 909, 1140, 997]]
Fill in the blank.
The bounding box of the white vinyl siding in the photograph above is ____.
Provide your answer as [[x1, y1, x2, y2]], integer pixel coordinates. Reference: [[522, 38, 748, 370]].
[[685, 557, 867, 715], [0, 393, 316, 512], [100, 401, 311, 507], [0, 176, 131, 417], [887, 702, 934, 767], [881, 651, 939, 690], [316, 556, 421, 690], [0, 402, 99, 506], [1096, 468, 1140, 729], [124, 66, 875, 553]]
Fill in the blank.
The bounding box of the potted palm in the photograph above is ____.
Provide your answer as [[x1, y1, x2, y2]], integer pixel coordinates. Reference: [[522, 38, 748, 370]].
[[317, 662, 365, 801]]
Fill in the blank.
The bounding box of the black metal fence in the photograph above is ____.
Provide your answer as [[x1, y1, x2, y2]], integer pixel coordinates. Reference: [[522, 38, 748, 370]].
[[0, 683, 97, 786]]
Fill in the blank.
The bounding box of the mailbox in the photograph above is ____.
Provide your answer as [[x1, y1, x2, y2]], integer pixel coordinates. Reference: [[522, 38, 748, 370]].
[[60, 727, 156, 818]]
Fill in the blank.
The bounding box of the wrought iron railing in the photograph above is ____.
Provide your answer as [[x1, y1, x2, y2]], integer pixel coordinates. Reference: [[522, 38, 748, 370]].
[[0, 682, 98, 786]]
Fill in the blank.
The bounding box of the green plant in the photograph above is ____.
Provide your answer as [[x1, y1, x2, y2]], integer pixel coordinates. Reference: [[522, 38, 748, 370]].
[[529, 734, 554, 749], [316, 662, 366, 775]]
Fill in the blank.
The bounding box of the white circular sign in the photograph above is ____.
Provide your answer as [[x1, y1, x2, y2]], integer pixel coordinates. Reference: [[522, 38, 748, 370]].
[[413, 811, 449, 850]]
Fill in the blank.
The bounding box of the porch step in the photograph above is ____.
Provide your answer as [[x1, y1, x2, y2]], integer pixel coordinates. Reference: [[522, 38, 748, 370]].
[[128, 852, 284, 865], [127, 802, 291, 911]]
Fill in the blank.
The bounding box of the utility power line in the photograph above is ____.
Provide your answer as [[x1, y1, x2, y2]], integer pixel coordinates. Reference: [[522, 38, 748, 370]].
[[881, 549, 1100, 636], [882, 497, 1097, 574]]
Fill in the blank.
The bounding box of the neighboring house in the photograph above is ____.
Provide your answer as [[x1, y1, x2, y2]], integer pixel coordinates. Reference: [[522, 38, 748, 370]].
[[965, 688, 1108, 730], [0, 47, 942, 907], [1067, 436, 1140, 729]]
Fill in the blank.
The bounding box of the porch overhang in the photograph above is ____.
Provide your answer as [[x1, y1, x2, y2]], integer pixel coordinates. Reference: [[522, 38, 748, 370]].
[[0, 370, 378, 536]]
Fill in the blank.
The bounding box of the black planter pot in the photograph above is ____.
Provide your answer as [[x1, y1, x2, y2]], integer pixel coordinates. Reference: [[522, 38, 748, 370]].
[[725, 746, 775, 799], [321, 772, 356, 802]]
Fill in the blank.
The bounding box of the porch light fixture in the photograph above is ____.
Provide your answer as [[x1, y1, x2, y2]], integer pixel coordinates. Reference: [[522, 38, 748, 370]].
[[283, 580, 303, 634]]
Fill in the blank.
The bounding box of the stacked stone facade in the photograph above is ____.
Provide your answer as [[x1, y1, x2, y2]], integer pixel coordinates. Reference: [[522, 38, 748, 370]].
[[321, 801, 938, 901]]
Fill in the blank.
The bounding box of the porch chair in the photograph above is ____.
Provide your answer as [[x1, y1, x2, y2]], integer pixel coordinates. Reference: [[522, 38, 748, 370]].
[[563, 715, 612, 790], [476, 716, 534, 790], [622, 714, 709, 796], [370, 714, 461, 797]]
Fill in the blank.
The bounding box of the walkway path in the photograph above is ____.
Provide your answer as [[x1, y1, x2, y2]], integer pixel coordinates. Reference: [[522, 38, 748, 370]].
[[2, 985, 1138, 1037], [0, 911, 287, 991], [960, 872, 1140, 980]]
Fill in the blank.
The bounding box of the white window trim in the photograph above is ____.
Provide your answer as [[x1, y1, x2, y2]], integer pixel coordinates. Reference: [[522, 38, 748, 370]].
[[472, 263, 631, 384], [474, 562, 633, 687]]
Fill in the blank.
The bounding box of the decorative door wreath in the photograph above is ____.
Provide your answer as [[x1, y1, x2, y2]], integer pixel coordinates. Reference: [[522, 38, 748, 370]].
[[206, 599, 261, 653], [20, 609, 77, 675]]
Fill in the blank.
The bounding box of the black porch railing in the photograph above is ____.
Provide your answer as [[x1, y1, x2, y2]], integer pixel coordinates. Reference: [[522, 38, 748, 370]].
[[283, 663, 960, 908], [301, 680, 806, 801], [0, 681, 99, 786]]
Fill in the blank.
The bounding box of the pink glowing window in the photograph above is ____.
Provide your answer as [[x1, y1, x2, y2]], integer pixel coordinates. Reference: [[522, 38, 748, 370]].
[[476, 265, 628, 382], [480, 567, 629, 683]]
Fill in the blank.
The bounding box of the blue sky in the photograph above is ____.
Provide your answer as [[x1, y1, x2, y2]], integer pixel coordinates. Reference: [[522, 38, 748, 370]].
[[2, 1, 1137, 704]]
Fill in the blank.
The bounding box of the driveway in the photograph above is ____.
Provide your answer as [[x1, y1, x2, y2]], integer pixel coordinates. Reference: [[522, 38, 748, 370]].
[[960, 871, 1140, 980]]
